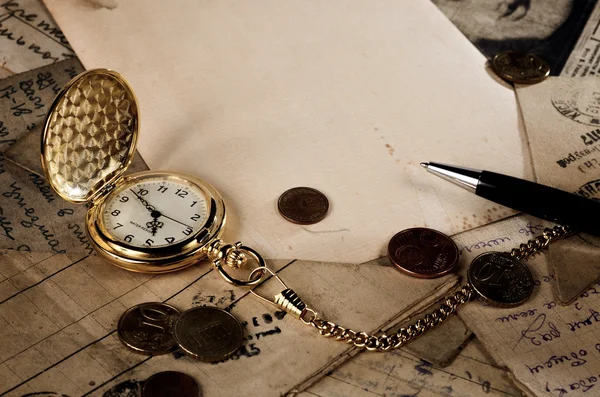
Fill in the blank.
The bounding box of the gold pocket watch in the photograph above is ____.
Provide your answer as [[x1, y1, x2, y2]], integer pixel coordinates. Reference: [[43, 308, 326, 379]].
[[41, 69, 235, 274]]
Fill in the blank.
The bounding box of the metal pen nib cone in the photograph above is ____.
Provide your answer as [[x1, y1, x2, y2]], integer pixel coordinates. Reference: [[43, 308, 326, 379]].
[[420, 162, 481, 193]]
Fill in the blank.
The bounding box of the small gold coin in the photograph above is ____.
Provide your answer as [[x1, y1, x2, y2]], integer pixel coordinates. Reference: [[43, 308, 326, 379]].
[[492, 51, 550, 84], [173, 306, 244, 362], [117, 302, 180, 355], [278, 187, 329, 225]]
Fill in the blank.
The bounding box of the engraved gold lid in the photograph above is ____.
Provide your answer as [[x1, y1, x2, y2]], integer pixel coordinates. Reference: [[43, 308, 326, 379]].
[[41, 69, 139, 204]]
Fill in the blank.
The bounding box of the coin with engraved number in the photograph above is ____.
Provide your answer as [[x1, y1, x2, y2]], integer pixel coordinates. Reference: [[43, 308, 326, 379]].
[[173, 306, 244, 362], [277, 187, 329, 225], [492, 51, 550, 84], [143, 371, 200, 397], [388, 228, 459, 278], [468, 252, 534, 307], [117, 302, 181, 355]]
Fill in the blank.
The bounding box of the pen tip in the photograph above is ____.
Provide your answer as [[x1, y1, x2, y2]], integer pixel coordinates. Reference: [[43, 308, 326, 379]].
[[420, 162, 428, 168]]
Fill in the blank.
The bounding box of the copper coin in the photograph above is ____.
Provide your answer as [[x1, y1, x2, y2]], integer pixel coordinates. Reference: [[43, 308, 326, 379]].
[[388, 228, 458, 278], [143, 371, 200, 397], [277, 187, 329, 225], [173, 306, 243, 362], [468, 252, 534, 307], [492, 51, 550, 84], [117, 302, 180, 355]]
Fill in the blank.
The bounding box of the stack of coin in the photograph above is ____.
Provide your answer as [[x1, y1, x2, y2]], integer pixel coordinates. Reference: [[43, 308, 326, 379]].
[[118, 303, 244, 362]]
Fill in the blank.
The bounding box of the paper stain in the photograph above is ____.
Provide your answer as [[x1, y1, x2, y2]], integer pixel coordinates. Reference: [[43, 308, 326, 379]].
[[84, 0, 118, 10], [385, 143, 395, 156]]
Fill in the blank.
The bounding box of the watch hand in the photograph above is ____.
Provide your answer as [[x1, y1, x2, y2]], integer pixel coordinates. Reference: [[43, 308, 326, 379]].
[[146, 217, 164, 236], [128, 189, 193, 230], [160, 213, 194, 230], [130, 189, 155, 213]]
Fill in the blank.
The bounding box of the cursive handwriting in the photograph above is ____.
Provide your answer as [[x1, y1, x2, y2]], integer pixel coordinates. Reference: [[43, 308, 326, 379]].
[[459, 237, 511, 254], [516, 313, 561, 348], [527, 349, 588, 374], [567, 309, 600, 332], [0, 205, 15, 240], [67, 223, 93, 255], [519, 222, 544, 236], [2, 181, 66, 253], [0, 0, 73, 63], [28, 173, 55, 203], [496, 308, 537, 323]]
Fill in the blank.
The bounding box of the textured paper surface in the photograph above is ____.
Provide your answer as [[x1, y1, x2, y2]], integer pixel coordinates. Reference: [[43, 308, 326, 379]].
[[457, 215, 600, 397], [42, 0, 533, 264], [300, 339, 524, 397], [0, 253, 459, 396], [515, 77, 600, 304]]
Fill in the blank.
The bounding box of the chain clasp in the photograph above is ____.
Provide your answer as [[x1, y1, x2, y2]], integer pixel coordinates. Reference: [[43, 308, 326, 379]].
[[249, 267, 317, 324], [206, 239, 267, 287]]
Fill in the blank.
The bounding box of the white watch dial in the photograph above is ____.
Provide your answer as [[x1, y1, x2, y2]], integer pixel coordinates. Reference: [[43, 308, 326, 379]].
[[102, 177, 208, 248]]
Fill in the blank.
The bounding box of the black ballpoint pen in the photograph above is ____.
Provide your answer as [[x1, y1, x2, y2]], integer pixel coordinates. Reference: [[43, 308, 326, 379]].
[[421, 162, 600, 236]]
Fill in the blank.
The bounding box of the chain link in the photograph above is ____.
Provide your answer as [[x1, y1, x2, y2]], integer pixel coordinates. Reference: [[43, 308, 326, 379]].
[[303, 224, 573, 351], [307, 284, 473, 352], [510, 225, 573, 261]]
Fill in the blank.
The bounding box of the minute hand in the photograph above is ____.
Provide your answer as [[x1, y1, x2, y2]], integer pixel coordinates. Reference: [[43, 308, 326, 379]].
[[161, 213, 194, 230]]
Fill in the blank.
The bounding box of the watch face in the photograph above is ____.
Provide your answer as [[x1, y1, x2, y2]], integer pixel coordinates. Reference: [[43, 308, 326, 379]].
[[102, 176, 209, 248]]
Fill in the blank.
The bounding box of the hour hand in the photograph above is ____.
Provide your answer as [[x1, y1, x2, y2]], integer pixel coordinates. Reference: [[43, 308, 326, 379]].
[[146, 218, 164, 236], [130, 189, 155, 213]]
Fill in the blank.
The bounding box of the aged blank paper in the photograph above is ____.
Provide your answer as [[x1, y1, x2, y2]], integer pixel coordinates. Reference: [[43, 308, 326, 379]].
[[515, 77, 600, 304], [43, 0, 533, 264], [456, 215, 600, 397]]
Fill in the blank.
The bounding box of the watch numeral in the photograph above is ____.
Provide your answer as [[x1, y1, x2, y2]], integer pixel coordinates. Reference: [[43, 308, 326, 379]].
[[138, 189, 149, 196], [175, 189, 188, 198], [114, 223, 123, 229], [190, 201, 198, 207], [191, 213, 201, 221], [158, 186, 168, 193], [125, 234, 134, 243], [165, 237, 175, 244], [182, 227, 193, 236], [111, 209, 121, 216], [144, 239, 154, 247], [119, 196, 129, 203]]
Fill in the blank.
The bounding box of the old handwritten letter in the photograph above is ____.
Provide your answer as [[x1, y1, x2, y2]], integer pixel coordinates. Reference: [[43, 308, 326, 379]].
[[457, 215, 600, 397], [515, 77, 600, 303], [0, 0, 74, 78], [42, 0, 532, 264]]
